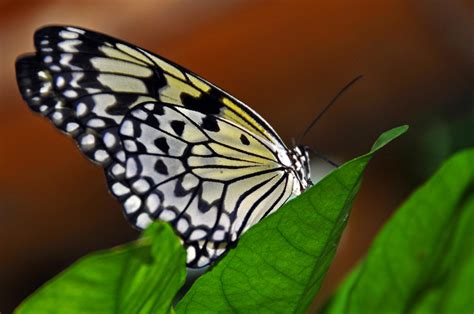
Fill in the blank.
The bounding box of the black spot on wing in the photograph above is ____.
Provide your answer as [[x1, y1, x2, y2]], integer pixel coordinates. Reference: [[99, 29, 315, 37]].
[[240, 134, 250, 145], [154, 159, 168, 175], [180, 92, 223, 115], [201, 116, 220, 132], [151, 104, 165, 116], [170, 120, 185, 136], [133, 141, 149, 154], [198, 199, 212, 213], [144, 113, 160, 128], [154, 137, 169, 154]]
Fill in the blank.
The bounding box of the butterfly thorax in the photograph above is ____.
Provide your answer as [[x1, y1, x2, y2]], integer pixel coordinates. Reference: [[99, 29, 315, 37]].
[[287, 145, 311, 194]]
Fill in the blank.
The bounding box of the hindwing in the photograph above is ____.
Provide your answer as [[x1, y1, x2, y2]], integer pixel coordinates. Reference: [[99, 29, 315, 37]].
[[114, 102, 295, 267]]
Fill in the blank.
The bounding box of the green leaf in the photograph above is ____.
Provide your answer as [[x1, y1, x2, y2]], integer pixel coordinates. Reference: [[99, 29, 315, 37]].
[[16, 221, 186, 314], [176, 125, 409, 313], [323, 148, 474, 314]]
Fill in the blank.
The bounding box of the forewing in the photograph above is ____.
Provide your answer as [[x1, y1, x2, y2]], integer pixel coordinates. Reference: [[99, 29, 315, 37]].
[[16, 25, 284, 168], [115, 102, 295, 267]]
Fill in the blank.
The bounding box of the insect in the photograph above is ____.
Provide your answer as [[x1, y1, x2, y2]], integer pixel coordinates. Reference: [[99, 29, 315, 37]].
[[16, 26, 353, 268]]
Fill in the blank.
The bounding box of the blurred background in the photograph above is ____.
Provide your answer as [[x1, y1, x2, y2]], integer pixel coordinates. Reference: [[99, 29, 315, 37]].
[[0, 0, 472, 312]]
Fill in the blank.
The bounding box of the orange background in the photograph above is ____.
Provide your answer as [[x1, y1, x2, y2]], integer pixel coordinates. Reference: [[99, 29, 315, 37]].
[[0, 0, 472, 312]]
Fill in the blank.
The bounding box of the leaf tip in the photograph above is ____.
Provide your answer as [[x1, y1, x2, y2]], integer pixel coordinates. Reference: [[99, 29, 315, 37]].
[[370, 125, 409, 153]]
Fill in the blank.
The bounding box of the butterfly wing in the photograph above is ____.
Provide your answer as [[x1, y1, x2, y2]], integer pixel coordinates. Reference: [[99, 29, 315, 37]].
[[116, 101, 296, 267], [16, 25, 285, 164], [16, 25, 297, 267], [15, 26, 289, 221]]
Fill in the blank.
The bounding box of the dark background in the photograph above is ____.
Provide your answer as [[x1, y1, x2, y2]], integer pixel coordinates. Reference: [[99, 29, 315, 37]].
[[1, 0, 472, 312]]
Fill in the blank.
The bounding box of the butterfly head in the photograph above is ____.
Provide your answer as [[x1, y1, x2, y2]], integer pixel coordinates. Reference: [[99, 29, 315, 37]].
[[291, 145, 312, 193]]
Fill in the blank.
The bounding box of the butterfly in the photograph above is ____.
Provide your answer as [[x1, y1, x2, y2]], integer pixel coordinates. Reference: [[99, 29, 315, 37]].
[[16, 26, 312, 268]]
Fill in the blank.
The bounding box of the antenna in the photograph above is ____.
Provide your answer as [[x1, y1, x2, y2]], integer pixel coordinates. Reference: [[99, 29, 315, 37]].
[[296, 75, 363, 144], [307, 147, 340, 168]]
